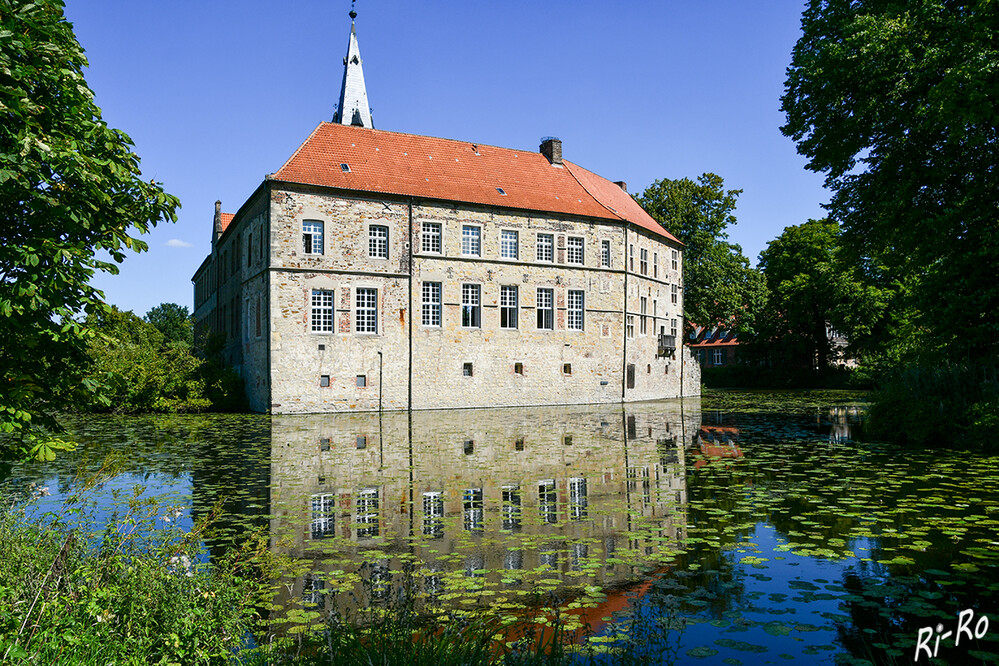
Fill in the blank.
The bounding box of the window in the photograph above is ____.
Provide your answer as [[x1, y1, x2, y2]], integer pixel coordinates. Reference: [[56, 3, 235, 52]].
[[356, 374, 367, 387], [247, 233, 253, 267], [538, 479, 557, 524], [640, 248, 648, 275], [536, 288, 554, 330], [303, 220, 324, 254], [461, 225, 481, 256], [627, 363, 635, 389], [500, 285, 518, 329], [600, 240, 611, 268], [356, 435, 367, 448], [671, 283, 678, 305], [629, 244, 634, 271], [567, 290, 584, 330], [461, 284, 481, 327], [463, 362, 473, 377], [569, 478, 588, 521], [626, 315, 635, 338], [514, 362, 524, 375], [422, 282, 441, 327], [463, 440, 474, 455], [421, 221, 441, 254], [311, 493, 335, 540], [671, 318, 678, 338], [320, 375, 330, 387], [567, 237, 584, 264], [356, 488, 379, 539], [368, 225, 388, 258], [501, 230, 519, 259], [501, 485, 521, 531], [311, 289, 334, 332], [713, 349, 726, 366], [255, 294, 262, 337], [463, 488, 484, 532], [640, 297, 648, 335], [563, 364, 572, 375], [355, 288, 378, 333], [423, 492, 444, 538], [672, 250, 678, 271], [537, 233, 554, 262], [653, 252, 658, 278]]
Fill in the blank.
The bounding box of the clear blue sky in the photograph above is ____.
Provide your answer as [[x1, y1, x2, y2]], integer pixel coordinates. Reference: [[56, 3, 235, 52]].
[[63, 0, 827, 316]]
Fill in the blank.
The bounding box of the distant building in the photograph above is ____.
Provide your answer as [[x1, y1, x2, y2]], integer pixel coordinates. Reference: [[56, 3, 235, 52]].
[[191, 11, 699, 413], [688, 326, 739, 368]]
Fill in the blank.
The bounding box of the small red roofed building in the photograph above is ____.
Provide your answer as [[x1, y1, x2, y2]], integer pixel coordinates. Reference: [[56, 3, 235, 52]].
[[191, 10, 699, 413], [687, 325, 740, 368]]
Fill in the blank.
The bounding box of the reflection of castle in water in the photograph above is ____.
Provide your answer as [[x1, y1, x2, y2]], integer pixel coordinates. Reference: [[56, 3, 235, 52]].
[[268, 401, 700, 612]]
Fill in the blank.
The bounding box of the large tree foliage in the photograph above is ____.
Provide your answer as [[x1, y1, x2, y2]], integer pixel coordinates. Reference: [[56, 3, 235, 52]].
[[781, 0, 999, 364], [0, 0, 180, 459], [636, 173, 766, 334], [145, 302, 194, 346], [756, 219, 889, 369]]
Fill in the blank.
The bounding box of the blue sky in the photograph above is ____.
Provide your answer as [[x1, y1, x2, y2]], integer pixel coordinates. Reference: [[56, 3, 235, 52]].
[[64, 0, 827, 316]]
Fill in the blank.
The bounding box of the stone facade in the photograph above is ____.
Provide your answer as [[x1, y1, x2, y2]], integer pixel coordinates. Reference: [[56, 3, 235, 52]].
[[193, 131, 700, 413]]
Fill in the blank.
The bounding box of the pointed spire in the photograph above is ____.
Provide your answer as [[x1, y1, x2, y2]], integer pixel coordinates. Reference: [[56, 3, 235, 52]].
[[333, 1, 373, 128]]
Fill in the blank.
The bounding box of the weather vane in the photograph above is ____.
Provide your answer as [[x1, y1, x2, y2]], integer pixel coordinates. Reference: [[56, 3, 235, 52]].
[[350, 0, 357, 20]]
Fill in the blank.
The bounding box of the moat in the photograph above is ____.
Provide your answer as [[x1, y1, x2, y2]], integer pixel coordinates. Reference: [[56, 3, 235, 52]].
[[5, 391, 998, 664]]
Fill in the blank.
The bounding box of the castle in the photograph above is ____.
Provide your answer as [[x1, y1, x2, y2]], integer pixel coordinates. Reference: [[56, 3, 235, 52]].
[[192, 11, 699, 413]]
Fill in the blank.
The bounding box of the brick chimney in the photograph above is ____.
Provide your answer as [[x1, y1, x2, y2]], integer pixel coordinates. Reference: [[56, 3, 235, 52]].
[[213, 200, 223, 244], [540, 137, 562, 165], [614, 181, 628, 193]]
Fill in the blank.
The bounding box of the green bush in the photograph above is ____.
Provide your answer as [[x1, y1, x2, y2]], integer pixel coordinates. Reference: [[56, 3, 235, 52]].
[[0, 483, 267, 664], [866, 364, 999, 450]]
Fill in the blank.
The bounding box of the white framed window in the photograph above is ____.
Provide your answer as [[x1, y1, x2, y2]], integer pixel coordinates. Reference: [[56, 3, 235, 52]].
[[355, 287, 378, 333], [310, 493, 335, 540], [671, 283, 678, 305], [500, 230, 519, 259], [422, 491, 444, 538], [368, 225, 388, 259], [671, 318, 678, 338], [356, 487, 379, 538], [653, 252, 658, 278], [536, 288, 553, 330], [421, 221, 442, 254], [672, 250, 678, 271], [600, 240, 611, 268], [311, 289, 334, 332], [567, 236, 584, 265], [640, 248, 648, 275], [626, 314, 635, 338], [567, 290, 584, 330], [640, 296, 648, 335], [461, 225, 481, 257], [303, 220, 324, 255], [568, 477, 587, 521], [422, 282, 441, 327], [461, 284, 481, 328], [536, 233, 554, 262], [713, 349, 725, 366], [500, 285, 518, 329]]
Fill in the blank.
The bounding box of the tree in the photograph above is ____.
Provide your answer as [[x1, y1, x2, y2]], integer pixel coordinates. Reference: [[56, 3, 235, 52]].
[[636, 173, 766, 334], [145, 303, 194, 346], [781, 0, 999, 365], [756, 219, 889, 369], [0, 0, 180, 459]]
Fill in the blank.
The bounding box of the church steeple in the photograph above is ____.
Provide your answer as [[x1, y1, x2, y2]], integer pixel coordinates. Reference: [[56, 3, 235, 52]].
[[333, 3, 373, 128]]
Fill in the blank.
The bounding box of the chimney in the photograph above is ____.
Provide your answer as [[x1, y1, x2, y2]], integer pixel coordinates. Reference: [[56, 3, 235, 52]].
[[539, 137, 562, 165], [614, 181, 627, 193], [213, 200, 223, 244]]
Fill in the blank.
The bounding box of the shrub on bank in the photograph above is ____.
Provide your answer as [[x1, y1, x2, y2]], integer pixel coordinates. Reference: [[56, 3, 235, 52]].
[[701, 364, 870, 390], [866, 364, 998, 450], [0, 487, 266, 664]]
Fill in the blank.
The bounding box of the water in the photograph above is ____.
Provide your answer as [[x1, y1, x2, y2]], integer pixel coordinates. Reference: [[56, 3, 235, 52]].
[[4, 391, 998, 664]]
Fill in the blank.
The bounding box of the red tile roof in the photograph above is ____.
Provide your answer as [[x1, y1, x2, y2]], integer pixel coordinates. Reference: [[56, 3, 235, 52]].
[[220, 213, 235, 232], [272, 123, 679, 243]]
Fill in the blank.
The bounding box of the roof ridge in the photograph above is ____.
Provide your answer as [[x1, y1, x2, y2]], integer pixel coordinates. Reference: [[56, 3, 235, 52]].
[[275, 122, 325, 175], [319, 122, 544, 156]]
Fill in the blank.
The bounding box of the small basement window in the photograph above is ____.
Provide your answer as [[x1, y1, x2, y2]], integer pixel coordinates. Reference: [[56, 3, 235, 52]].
[[356, 375, 366, 387], [319, 437, 331, 452], [515, 438, 524, 451], [320, 375, 330, 387], [563, 435, 573, 446], [514, 362, 524, 375], [563, 363, 572, 375], [356, 436, 366, 449], [463, 362, 473, 377], [318, 344, 326, 351], [464, 440, 474, 455], [340, 163, 351, 172]]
